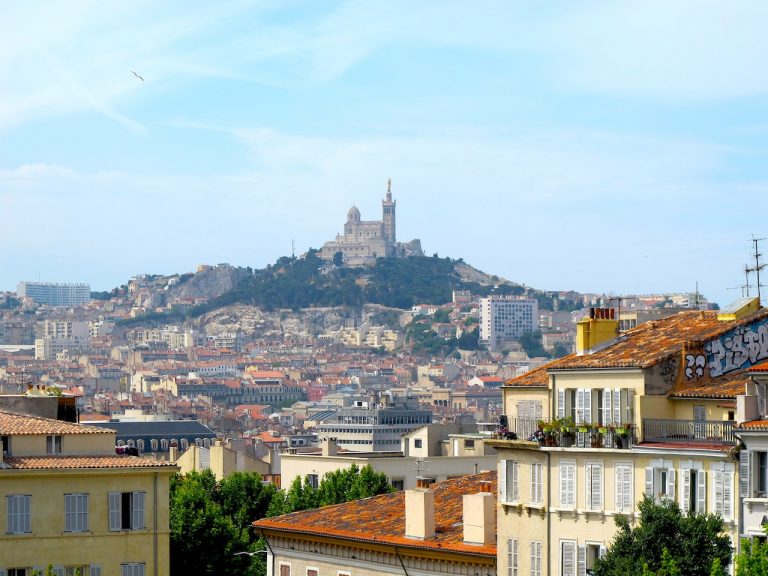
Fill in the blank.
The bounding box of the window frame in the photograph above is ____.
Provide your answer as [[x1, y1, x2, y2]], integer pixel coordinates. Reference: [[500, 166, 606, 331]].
[[46, 435, 62, 455], [6, 494, 31, 534], [64, 493, 88, 533]]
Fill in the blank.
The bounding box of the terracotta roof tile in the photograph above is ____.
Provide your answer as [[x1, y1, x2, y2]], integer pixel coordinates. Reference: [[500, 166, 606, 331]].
[[0, 411, 114, 436], [3, 455, 177, 470], [553, 309, 768, 370], [668, 372, 750, 399], [737, 420, 768, 430], [254, 472, 496, 556]]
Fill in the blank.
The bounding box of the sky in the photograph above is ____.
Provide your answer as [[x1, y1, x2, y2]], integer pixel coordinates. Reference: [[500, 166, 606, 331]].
[[3, 1, 768, 307]]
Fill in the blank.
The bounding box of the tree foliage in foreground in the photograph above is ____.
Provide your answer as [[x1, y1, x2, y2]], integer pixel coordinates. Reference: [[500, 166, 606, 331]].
[[735, 536, 768, 575], [593, 496, 732, 576], [170, 465, 393, 576]]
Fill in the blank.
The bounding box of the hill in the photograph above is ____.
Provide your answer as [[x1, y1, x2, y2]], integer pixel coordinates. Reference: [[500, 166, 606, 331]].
[[118, 251, 559, 327]]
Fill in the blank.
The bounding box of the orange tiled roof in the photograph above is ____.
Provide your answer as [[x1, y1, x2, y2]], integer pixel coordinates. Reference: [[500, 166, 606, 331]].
[[3, 455, 177, 470], [254, 472, 496, 557], [737, 420, 768, 430], [0, 411, 114, 435], [553, 309, 768, 370], [746, 360, 768, 373], [503, 361, 560, 387], [668, 372, 750, 399]]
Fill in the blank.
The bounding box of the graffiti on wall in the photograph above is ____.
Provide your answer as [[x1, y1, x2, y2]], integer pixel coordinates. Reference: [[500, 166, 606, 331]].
[[698, 316, 768, 379]]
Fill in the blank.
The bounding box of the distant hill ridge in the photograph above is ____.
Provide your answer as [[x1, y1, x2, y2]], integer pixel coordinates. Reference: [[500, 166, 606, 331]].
[[118, 251, 555, 326]]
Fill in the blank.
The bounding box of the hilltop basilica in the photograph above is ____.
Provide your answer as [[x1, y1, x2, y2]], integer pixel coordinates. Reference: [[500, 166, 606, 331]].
[[319, 180, 423, 266]]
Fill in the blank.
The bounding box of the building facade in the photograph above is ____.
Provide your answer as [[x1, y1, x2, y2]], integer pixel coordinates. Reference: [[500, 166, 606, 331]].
[[0, 410, 177, 576], [479, 296, 539, 351], [17, 282, 91, 307], [491, 299, 768, 575]]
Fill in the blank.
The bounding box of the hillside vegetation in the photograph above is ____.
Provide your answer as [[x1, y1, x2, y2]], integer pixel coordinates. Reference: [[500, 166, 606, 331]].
[[120, 251, 557, 326]]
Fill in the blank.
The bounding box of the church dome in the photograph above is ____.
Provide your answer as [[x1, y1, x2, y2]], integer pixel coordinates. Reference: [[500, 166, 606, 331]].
[[347, 205, 361, 222]]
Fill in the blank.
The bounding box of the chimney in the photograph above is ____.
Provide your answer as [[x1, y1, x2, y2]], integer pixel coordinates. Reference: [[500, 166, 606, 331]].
[[322, 437, 338, 457], [463, 491, 494, 545], [405, 487, 435, 540], [169, 446, 178, 462], [576, 307, 619, 355]]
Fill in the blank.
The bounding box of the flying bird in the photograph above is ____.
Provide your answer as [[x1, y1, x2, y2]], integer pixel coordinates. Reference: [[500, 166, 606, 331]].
[[131, 70, 144, 82], [233, 551, 268, 557]]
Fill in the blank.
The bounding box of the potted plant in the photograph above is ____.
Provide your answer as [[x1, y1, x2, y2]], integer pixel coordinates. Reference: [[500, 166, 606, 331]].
[[615, 423, 631, 448], [559, 417, 575, 447], [542, 420, 559, 446], [590, 424, 603, 448]]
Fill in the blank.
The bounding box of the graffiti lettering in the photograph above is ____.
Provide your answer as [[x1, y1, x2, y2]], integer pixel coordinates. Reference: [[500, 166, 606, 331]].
[[705, 317, 768, 379], [685, 354, 706, 379]]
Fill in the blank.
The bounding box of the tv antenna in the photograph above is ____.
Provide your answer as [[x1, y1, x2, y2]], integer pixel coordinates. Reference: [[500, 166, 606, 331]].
[[291, 239, 295, 258], [747, 235, 766, 302]]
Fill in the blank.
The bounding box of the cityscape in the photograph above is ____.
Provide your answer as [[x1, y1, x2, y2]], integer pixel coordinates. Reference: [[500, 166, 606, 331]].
[[3, 3, 768, 576]]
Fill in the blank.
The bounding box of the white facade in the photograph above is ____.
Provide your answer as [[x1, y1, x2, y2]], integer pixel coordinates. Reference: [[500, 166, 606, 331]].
[[17, 282, 91, 306], [479, 296, 538, 351]]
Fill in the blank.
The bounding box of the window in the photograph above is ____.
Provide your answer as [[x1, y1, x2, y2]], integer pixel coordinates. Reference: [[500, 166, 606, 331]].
[[464, 439, 475, 449], [109, 492, 145, 531], [64, 493, 88, 532], [585, 543, 606, 572], [585, 463, 603, 511], [508, 538, 519, 576], [756, 451, 767, 497], [6, 495, 31, 534], [279, 563, 291, 576], [306, 569, 318, 576], [530, 463, 543, 505], [307, 474, 319, 490], [530, 541, 542, 576], [413, 438, 422, 449], [645, 460, 675, 503], [615, 464, 633, 512], [712, 463, 734, 521], [90, 566, 102, 576], [120, 564, 145, 576], [680, 465, 706, 515], [9, 569, 29, 576], [1, 435, 10, 456], [559, 461, 576, 509], [391, 479, 404, 491], [561, 540, 577, 576], [500, 460, 519, 503], [47, 435, 62, 455]]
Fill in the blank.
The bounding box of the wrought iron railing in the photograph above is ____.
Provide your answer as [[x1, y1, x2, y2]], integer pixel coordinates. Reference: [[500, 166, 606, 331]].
[[642, 418, 735, 445]]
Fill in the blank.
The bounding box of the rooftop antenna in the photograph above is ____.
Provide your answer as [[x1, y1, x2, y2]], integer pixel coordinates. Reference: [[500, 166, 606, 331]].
[[747, 235, 766, 302], [415, 457, 430, 481], [291, 239, 295, 259]]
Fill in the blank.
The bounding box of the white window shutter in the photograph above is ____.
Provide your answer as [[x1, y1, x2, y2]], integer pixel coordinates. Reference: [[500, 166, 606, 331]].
[[723, 471, 733, 521], [681, 469, 690, 513], [613, 388, 621, 424], [585, 464, 593, 509], [91, 566, 102, 576], [562, 541, 576, 576], [645, 468, 654, 498], [593, 464, 602, 511], [624, 389, 634, 423], [713, 469, 724, 516], [577, 545, 587, 576], [53, 567, 64, 576], [575, 389, 584, 423], [740, 450, 751, 498], [511, 461, 519, 502], [109, 492, 121, 531], [560, 464, 569, 507], [599, 545, 607, 558], [603, 389, 612, 424], [508, 538, 518, 576], [557, 389, 566, 419], [0, 569, 6, 576], [535, 401, 542, 420], [499, 460, 508, 502], [133, 492, 145, 529], [623, 466, 633, 511], [666, 468, 676, 500], [615, 466, 624, 511], [583, 389, 592, 423], [697, 470, 707, 513]]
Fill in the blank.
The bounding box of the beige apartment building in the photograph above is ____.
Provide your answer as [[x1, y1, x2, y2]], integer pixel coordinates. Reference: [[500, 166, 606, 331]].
[[492, 299, 767, 576]]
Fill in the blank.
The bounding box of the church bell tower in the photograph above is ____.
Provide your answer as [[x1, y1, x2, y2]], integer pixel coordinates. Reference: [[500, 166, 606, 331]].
[[382, 178, 396, 244]]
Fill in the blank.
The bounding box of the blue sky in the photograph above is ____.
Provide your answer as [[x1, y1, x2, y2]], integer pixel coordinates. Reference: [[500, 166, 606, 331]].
[[2, 1, 768, 307]]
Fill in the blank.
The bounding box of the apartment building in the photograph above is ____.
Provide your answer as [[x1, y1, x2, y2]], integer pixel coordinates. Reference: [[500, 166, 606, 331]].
[[17, 282, 91, 307], [253, 472, 497, 576], [479, 296, 538, 352], [491, 298, 768, 576], [0, 410, 177, 576]]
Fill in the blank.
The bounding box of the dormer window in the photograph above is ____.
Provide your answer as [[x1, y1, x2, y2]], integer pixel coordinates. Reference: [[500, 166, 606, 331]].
[[47, 435, 62, 455]]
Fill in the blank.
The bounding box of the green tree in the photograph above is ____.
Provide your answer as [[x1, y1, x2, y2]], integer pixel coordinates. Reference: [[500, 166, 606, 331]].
[[518, 331, 548, 358], [735, 537, 768, 575], [593, 496, 732, 576]]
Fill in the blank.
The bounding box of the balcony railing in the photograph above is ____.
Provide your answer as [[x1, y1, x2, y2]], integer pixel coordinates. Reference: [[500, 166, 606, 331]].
[[642, 418, 735, 445]]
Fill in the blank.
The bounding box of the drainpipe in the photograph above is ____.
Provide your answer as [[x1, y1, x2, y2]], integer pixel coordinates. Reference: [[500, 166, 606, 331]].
[[547, 374, 554, 576], [154, 472, 158, 576]]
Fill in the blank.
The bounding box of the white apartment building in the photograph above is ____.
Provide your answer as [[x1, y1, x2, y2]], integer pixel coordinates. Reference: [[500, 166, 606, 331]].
[[479, 296, 538, 351], [17, 281, 91, 306]]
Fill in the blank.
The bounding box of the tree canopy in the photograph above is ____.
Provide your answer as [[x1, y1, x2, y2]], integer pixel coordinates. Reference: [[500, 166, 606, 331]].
[[593, 496, 732, 576]]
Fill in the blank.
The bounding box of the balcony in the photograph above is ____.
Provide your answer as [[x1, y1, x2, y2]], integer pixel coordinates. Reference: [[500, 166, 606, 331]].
[[641, 418, 735, 445]]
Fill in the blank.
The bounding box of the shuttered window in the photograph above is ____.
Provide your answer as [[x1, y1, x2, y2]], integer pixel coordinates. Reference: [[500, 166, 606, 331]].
[[559, 461, 576, 509], [615, 464, 633, 512]]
